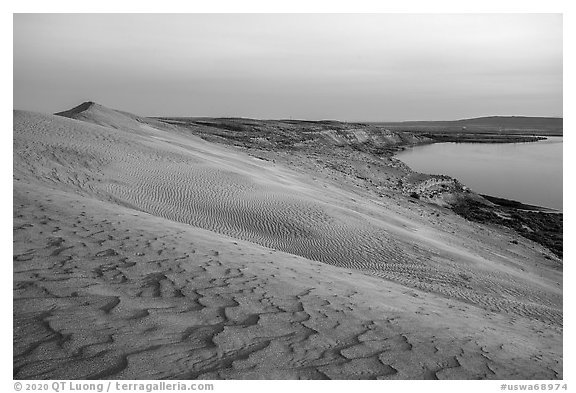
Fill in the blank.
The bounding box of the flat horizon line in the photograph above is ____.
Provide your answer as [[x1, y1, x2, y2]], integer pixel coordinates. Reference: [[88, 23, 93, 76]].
[[14, 102, 564, 124]]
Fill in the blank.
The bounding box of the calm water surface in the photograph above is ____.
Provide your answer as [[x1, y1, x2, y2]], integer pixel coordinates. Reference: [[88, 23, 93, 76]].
[[395, 137, 563, 210]]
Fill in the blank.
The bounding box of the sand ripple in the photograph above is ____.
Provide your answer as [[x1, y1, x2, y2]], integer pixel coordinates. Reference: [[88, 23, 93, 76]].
[[13, 110, 563, 327]]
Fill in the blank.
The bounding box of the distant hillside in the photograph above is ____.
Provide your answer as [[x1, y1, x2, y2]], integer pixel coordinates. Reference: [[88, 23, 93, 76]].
[[370, 116, 563, 136]]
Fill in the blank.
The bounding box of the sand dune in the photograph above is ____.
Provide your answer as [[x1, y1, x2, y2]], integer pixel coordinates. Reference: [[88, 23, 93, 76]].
[[13, 104, 562, 379], [13, 182, 561, 379]]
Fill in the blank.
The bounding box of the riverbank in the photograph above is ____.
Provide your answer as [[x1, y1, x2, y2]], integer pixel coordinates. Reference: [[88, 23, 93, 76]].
[[481, 194, 560, 213], [452, 195, 562, 258], [415, 133, 546, 144]]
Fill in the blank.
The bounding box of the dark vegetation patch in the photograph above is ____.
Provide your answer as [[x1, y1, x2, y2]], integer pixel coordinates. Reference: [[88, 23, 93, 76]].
[[452, 198, 562, 259], [481, 194, 553, 211]]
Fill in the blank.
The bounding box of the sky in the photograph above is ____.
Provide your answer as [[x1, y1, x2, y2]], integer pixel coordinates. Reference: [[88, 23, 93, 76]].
[[13, 14, 562, 121]]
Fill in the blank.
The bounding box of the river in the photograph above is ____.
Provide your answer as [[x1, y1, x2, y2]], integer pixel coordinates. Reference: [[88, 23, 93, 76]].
[[395, 137, 563, 210]]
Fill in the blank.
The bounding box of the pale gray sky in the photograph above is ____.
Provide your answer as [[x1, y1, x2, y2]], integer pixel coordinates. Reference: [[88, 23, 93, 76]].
[[13, 14, 562, 121]]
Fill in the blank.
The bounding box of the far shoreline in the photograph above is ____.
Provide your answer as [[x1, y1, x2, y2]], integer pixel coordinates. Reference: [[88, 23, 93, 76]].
[[480, 194, 561, 214]]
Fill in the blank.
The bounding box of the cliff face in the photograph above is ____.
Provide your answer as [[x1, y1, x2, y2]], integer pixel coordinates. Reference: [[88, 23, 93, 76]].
[[402, 175, 466, 204], [158, 117, 433, 153]]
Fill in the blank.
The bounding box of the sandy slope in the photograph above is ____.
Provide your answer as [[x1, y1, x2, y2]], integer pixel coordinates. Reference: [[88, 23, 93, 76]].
[[13, 106, 562, 379]]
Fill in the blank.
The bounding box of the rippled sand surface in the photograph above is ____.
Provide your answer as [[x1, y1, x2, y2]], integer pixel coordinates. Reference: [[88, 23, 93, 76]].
[[13, 107, 562, 379]]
